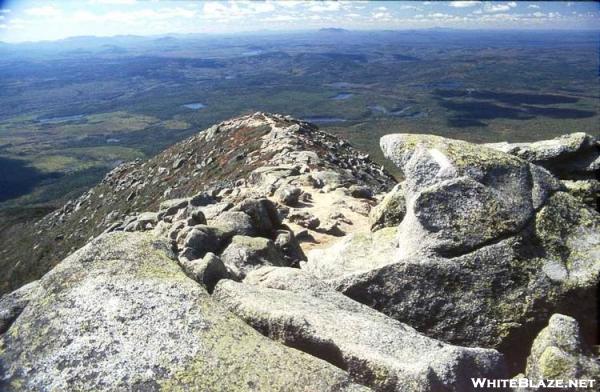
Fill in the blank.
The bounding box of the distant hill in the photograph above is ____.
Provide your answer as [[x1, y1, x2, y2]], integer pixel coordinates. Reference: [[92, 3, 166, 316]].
[[318, 28, 349, 33]]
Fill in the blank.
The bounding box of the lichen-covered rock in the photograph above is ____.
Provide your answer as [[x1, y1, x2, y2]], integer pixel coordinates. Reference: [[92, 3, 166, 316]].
[[215, 270, 507, 392], [561, 179, 599, 210], [0, 232, 364, 391], [0, 281, 44, 335], [485, 132, 600, 180], [220, 235, 288, 280], [380, 133, 555, 256], [369, 183, 406, 231], [179, 252, 229, 292], [524, 314, 600, 382], [324, 192, 599, 372]]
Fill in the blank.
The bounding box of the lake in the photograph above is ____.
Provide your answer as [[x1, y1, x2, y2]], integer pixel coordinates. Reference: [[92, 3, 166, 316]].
[[182, 103, 206, 110], [38, 114, 85, 124]]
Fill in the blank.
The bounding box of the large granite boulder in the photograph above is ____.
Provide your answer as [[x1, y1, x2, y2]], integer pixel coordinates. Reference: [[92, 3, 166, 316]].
[[305, 134, 599, 373], [220, 235, 289, 280], [523, 314, 600, 383], [0, 232, 364, 391], [380, 133, 559, 257], [485, 132, 600, 180], [215, 267, 507, 392], [369, 183, 406, 231]]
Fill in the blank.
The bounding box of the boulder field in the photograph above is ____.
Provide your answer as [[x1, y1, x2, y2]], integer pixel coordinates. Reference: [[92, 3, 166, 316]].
[[1, 113, 598, 390]]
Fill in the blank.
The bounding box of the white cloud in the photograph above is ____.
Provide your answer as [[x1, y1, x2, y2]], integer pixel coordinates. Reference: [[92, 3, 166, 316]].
[[400, 5, 422, 11], [376, 6, 388, 11], [528, 5, 540, 9], [71, 7, 197, 24], [5, 17, 27, 29], [483, 2, 517, 13], [25, 6, 61, 17], [88, 0, 137, 4], [0, 9, 10, 14], [429, 13, 454, 19], [372, 11, 393, 21], [202, 1, 275, 20], [277, 1, 304, 9], [263, 14, 296, 23], [449, 1, 480, 8], [308, 2, 341, 13]]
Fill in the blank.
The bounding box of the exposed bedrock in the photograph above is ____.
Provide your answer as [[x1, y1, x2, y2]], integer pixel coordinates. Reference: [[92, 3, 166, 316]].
[[305, 133, 599, 373]]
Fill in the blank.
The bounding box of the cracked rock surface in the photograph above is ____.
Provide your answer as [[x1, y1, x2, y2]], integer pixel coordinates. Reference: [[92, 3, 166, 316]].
[[1, 114, 598, 390]]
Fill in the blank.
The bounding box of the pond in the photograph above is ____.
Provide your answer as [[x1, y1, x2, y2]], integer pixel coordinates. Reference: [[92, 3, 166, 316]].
[[182, 103, 206, 110], [369, 105, 427, 118], [38, 114, 85, 124]]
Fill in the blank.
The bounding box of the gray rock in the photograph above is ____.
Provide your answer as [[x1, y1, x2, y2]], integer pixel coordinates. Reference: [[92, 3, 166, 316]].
[[214, 273, 507, 392], [179, 252, 229, 293], [380, 134, 553, 256], [529, 164, 562, 210], [304, 227, 398, 281], [275, 186, 302, 206], [231, 198, 281, 236], [172, 157, 186, 169], [274, 229, 306, 265], [348, 185, 373, 199], [187, 208, 206, 226], [158, 198, 190, 218], [198, 201, 232, 220], [189, 191, 215, 207], [369, 183, 406, 231], [486, 132, 600, 179], [309, 170, 346, 189], [562, 179, 599, 210], [0, 281, 44, 335], [288, 210, 320, 230], [248, 166, 300, 190], [524, 314, 600, 383], [220, 235, 289, 280], [327, 193, 599, 372], [211, 211, 256, 237], [0, 232, 363, 391], [179, 225, 228, 260]]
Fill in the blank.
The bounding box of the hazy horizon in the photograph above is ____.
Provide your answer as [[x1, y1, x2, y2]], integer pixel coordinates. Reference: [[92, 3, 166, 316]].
[[1, 1, 598, 43]]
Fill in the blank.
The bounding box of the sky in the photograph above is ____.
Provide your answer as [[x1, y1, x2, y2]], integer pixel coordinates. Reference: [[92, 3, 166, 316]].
[[0, 1, 598, 43]]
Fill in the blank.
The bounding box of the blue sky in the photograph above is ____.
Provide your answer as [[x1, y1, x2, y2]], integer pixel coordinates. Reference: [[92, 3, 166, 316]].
[[0, 1, 598, 42]]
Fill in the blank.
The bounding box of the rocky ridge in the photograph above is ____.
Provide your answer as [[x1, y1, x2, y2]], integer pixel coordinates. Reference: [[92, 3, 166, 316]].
[[1, 114, 598, 390], [0, 113, 393, 295]]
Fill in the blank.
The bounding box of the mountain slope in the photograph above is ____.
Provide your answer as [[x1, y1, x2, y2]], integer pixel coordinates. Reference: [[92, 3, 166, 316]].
[[0, 113, 395, 295]]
